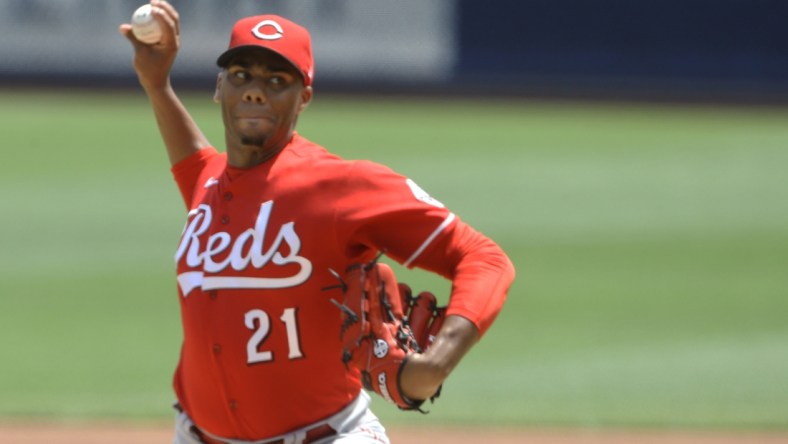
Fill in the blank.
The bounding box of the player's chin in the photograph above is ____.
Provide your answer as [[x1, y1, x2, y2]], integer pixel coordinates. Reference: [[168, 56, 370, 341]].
[[234, 126, 271, 148], [240, 135, 267, 148]]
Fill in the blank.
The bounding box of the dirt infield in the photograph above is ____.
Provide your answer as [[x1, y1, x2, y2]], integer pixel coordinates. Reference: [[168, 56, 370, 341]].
[[1, 423, 788, 444]]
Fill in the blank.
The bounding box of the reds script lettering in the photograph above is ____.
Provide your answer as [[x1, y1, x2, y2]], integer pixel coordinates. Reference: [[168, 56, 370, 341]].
[[175, 200, 312, 295]]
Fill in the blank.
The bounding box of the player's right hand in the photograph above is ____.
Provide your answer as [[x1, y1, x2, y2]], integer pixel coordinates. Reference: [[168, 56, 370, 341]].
[[118, 0, 180, 92]]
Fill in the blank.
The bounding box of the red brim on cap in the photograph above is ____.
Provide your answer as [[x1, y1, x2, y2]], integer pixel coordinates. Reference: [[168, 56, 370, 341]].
[[216, 46, 305, 83]]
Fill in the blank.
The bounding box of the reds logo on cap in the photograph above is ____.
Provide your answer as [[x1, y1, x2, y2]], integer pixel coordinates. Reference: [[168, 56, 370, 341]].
[[252, 20, 283, 40]]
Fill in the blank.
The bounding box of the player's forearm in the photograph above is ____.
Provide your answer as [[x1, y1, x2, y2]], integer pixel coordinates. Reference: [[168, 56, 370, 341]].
[[399, 221, 515, 400], [144, 82, 212, 166], [414, 220, 516, 336], [399, 315, 479, 401]]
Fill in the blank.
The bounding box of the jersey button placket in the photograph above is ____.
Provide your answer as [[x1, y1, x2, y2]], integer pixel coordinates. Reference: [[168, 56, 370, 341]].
[[223, 191, 233, 201]]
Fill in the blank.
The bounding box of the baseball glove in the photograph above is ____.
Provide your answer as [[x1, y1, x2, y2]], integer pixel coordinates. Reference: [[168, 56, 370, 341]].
[[326, 258, 446, 411]]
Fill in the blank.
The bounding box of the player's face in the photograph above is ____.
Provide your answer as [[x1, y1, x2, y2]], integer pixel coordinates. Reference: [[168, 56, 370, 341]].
[[218, 49, 312, 168]]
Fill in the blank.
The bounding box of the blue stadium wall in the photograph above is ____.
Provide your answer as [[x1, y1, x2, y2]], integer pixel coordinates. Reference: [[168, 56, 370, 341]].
[[453, 0, 788, 101]]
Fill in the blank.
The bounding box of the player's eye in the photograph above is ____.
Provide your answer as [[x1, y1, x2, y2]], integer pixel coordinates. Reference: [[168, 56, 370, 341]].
[[227, 66, 249, 82], [267, 74, 295, 90]]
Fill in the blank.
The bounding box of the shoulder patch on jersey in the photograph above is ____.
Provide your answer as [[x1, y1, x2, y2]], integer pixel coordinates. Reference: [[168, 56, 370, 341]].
[[406, 178, 444, 208]]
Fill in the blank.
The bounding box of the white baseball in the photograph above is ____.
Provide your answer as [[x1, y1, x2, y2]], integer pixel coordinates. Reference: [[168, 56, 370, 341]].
[[131, 4, 162, 45]]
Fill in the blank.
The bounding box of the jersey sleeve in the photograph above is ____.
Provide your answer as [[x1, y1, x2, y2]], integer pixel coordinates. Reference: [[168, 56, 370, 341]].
[[170, 147, 220, 209], [333, 160, 456, 267], [333, 160, 515, 337]]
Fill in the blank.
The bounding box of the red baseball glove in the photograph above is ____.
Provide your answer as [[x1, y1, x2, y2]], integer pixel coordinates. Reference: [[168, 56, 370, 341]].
[[327, 259, 446, 411]]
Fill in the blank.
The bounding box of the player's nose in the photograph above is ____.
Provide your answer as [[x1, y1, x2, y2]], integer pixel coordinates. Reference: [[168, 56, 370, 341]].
[[242, 86, 267, 105]]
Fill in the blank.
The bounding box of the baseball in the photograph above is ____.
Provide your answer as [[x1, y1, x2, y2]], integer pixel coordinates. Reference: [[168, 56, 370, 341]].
[[131, 4, 162, 44]]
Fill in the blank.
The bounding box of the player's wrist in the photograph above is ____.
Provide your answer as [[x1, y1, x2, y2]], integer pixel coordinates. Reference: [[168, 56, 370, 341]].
[[139, 76, 173, 95], [399, 353, 444, 401], [399, 315, 479, 400]]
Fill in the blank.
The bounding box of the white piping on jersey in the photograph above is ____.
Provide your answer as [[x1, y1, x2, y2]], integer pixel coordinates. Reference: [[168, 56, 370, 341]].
[[204, 177, 219, 188], [403, 213, 456, 268]]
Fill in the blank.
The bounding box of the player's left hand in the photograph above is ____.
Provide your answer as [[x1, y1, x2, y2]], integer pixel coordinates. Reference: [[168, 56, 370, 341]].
[[327, 260, 446, 411]]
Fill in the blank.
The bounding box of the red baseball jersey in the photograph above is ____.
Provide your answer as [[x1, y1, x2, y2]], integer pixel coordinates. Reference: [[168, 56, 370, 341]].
[[170, 134, 462, 439]]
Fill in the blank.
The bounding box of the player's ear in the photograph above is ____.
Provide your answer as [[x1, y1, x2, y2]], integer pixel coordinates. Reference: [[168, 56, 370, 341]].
[[298, 85, 313, 112], [213, 73, 223, 104]]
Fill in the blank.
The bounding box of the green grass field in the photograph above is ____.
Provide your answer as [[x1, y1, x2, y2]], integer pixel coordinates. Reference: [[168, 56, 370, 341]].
[[0, 89, 786, 429]]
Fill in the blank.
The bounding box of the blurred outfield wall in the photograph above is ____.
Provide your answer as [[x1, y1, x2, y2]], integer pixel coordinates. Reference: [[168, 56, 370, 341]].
[[1, 0, 787, 102]]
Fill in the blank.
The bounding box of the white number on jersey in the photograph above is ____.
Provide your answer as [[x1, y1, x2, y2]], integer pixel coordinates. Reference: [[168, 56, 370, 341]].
[[244, 308, 304, 364]]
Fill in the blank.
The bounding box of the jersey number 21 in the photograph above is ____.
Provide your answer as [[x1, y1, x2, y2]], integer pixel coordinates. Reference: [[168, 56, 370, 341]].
[[244, 308, 303, 364]]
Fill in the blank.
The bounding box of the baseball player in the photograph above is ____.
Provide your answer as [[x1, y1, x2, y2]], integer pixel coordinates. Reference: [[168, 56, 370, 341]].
[[120, 2, 515, 443]]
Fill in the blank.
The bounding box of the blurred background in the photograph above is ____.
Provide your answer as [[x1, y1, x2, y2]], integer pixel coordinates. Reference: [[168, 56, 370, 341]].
[[3, 0, 788, 101], [1, 0, 787, 436]]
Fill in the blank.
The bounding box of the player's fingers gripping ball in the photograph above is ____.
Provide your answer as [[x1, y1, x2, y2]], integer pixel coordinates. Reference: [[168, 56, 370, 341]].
[[328, 259, 446, 411]]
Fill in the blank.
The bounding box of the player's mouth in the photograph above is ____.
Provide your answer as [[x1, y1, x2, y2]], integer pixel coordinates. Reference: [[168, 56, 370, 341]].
[[235, 114, 275, 124], [233, 105, 276, 122], [233, 114, 276, 137]]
